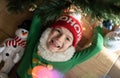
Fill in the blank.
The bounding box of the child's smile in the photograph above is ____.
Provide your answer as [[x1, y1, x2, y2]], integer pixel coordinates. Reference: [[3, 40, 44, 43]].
[[46, 27, 73, 52]]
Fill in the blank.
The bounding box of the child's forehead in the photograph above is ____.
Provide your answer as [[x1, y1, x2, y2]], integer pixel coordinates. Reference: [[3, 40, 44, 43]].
[[53, 26, 71, 32], [53, 27, 73, 35]]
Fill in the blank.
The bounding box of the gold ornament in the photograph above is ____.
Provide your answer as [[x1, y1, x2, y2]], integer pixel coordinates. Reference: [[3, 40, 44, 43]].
[[47, 64, 53, 70], [32, 58, 39, 63], [28, 69, 32, 75], [29, 3, 37, 12]]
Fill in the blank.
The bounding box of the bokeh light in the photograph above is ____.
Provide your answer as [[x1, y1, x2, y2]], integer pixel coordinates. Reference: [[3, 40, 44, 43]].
[[32, 66, 64, 78]]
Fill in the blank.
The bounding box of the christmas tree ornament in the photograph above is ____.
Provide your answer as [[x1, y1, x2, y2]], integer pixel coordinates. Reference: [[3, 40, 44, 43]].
[[104, 26, 120, 52], [102, 19, 114, 30], [47, 64, 53, 70], [29, 3, 37, 12]]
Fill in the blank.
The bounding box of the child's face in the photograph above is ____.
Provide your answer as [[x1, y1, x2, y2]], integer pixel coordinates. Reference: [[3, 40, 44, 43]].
[[46, 27, 73, 52]]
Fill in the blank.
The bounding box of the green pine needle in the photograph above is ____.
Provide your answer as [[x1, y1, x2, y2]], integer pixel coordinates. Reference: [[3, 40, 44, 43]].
[[6, 0, 120, 24], [34, 0, 71, 25]]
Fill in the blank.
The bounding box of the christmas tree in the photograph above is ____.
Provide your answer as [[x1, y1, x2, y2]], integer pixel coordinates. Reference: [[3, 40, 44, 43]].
[[7, 0, 120, 25]]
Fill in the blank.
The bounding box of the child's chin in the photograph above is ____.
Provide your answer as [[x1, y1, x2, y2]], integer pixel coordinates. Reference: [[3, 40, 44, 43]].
[[47, 47, 57, 53], [47, 45, 58, 52]]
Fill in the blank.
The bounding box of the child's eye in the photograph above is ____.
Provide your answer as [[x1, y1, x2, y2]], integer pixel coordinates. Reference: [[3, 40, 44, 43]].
[[66, 37, 70, 41], [55, 29, 61, 33]]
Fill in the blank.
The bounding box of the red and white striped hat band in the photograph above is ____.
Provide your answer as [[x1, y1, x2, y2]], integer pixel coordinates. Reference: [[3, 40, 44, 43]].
[[51, 15, 82, 47], [5, 35, 26, 48]]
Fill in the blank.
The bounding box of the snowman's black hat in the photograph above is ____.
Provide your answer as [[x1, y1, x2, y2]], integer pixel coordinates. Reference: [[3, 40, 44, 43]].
[[18, 20, 32, 31]]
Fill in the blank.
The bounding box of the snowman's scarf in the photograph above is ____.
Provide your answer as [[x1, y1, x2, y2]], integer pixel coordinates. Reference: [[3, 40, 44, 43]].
[[5, 35, 26, 48]]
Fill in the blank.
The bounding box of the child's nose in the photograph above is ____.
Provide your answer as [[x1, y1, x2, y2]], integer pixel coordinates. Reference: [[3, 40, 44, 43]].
[[57, 35, 65, 43]]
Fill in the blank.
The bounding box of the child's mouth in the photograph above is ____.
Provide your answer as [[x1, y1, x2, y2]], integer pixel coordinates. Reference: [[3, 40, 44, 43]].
[[51, 40, 61, 48]]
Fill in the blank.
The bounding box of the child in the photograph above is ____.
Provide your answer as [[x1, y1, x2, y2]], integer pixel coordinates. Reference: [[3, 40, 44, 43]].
[[16, 12, 103, 78]]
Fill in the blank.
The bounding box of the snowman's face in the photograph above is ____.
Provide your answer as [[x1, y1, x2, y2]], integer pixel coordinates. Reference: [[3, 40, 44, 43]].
[[15, 28, 29, 40]]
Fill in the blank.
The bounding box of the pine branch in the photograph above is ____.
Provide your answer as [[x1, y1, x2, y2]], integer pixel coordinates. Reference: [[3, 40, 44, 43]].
[[34, 0, 72, 25], [7, 0, 37, 13], [73, 0, 120, 24], [6, 0, 120, 24]]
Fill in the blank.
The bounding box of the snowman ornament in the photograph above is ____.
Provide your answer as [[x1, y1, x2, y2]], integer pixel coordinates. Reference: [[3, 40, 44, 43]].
[[0, 20, 31, 78]]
